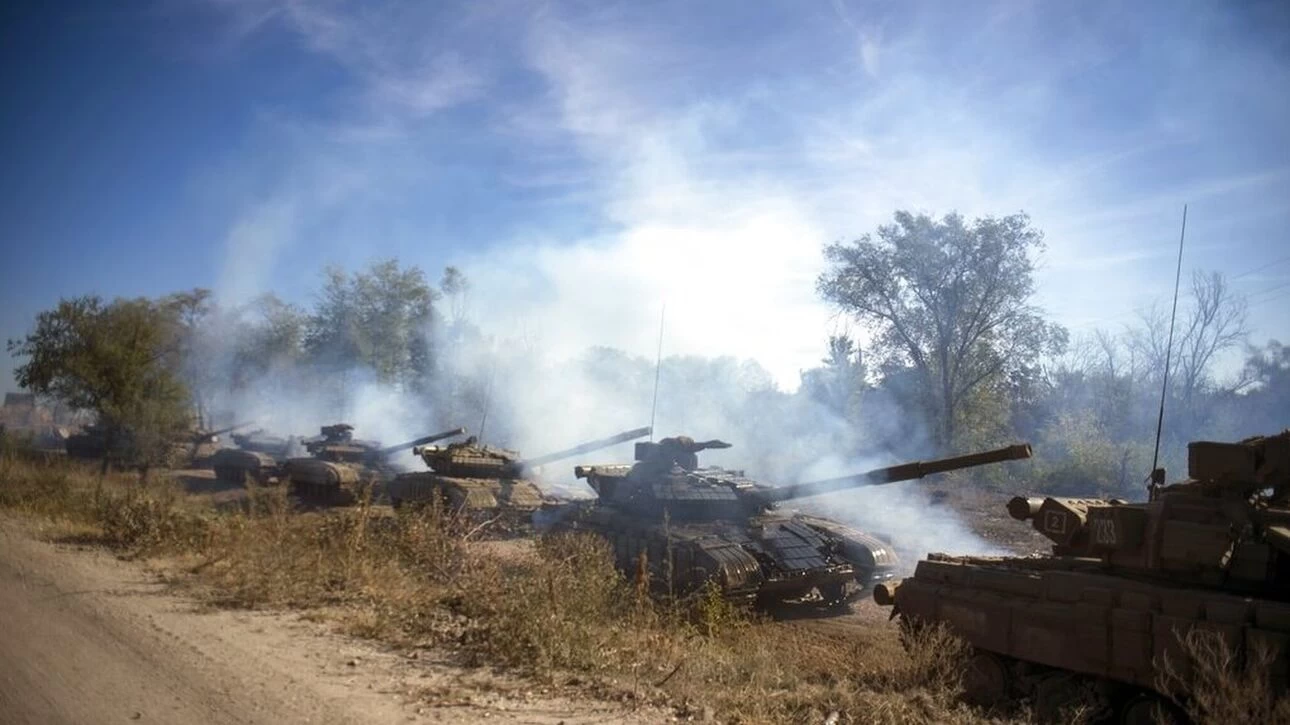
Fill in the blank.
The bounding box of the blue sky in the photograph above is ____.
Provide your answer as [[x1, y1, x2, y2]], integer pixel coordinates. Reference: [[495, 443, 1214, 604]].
[[2, 0, 1289, 392]]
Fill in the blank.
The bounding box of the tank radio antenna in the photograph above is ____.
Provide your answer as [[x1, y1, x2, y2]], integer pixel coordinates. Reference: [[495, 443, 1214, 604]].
[[1148, 204, 1187, 499], [649, 305, 666, 442]]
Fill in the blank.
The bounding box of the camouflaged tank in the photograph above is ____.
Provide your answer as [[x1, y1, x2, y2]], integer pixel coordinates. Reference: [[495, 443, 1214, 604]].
[[551, 436, 1032, 610], [66, 420, 251, 467], [284, 424, 466, 505], [386, 426, 652, 527], [171, 421, 255, 467], [875, 430, 1290, 724], [64, 423, 111, 460], [210, 429, 303, 485]]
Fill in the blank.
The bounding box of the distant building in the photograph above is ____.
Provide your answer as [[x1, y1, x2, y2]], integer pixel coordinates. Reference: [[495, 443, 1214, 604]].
[[3, 392, 36, 408], [1, 393, 50, 428]]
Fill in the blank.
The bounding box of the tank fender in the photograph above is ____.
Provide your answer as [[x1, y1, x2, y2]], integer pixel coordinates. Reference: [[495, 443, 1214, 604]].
[[695, 540, 764, 593], [797, 514, 900, 570], [286, 458, 359, 487]]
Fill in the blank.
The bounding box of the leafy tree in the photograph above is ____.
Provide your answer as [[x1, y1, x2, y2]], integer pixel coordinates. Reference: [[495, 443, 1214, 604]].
[[1230, 340, 1290, 436], [818, 211, 1067, 451], [306, 260, 438, 390], [1243, 340, 1290, 396], [7, 295, 191, 470], [165, 288, 216, 427], [440, 265, 470, 327], [228, 294, 308, 389], [800, 334, 867, 421]]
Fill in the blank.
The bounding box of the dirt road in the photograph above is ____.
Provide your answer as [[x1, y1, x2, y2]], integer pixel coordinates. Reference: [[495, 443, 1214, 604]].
[[0, 519, 666, 724]]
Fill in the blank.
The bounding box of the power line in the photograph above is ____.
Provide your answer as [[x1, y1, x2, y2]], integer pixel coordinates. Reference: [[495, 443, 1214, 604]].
[[1231, 254, 1290, 280], [1073, 261, 1289, 329], [1247, 287, 1290, 309], [1248, 279, 1290, 300]]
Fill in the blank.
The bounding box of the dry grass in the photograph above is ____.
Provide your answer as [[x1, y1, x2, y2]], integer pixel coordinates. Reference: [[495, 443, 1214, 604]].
[[0, 445, 1033, 724], [1158, 628, 1290, 725]]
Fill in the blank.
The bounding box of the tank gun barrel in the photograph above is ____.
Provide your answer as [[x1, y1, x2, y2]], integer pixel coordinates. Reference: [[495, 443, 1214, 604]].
[[197, 421, 255, 442], [761, 443, 1032, 503], [1007, 496, 1045, 520], [377, 427, 467, 457], [519, 426, 653, 470]]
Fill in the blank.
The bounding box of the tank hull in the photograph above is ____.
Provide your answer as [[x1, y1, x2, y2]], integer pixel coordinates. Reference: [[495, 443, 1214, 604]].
[[386, 472, 550, 531], [284, 457, 372, 505], [64, 434, 105, 460], [885, 553, 1290, 716], [211, 448, 283, 485], [550, 506, 899, 608]]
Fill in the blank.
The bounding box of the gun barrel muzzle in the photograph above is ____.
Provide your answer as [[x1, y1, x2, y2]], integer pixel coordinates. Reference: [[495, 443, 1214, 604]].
[[1007, 496, 1044, 520]]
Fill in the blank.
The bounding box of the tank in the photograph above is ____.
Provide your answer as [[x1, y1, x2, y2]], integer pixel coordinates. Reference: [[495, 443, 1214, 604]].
[[549, 436, 1032, 610], [385, 426, 653, 528], [284, 424, 466, 504], [64, 423, 110, 460], [209, 429, 302, 485], [874, 430, 1290, 723], [169, 421, 255, 467], [65, 420, 252, 466]]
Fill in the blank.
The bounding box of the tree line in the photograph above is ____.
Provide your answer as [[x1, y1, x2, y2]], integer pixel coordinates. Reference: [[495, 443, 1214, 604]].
[[8, 211, 1286, 494], [7, 262, 468, 465], [810, 211, 1281, 496]]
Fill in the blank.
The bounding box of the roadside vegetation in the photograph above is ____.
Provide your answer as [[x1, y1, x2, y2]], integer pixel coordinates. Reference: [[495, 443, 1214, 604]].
[[0, 444, 1025, 724], [7, 441, 1290, 723]]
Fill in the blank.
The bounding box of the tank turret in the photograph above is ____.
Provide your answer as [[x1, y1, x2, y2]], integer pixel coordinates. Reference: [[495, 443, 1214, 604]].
[[64, 423, 110, 460], [299, 424, 464, 464], [189, 421, 254, 444], [1002, 431, 1290, 594], [286, 425, 467, 504], [230, 429, 290, 454], [386, 426, 653, 525], [377, 428, 467, 458], [415, 426, 652, 479], [212, 428, 312, 485], [320, 423, 352, 440]]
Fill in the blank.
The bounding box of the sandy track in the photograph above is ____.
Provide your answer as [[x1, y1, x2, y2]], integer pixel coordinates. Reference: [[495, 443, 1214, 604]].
[[0, 519, 666, 724]]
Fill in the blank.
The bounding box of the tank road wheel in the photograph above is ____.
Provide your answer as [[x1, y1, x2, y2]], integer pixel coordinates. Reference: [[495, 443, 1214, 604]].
[[962, 649, 1011, 708], [1032, 673, 1108, 724], [288, 479, 318, 505], [1118, 693, 1186, 725]]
